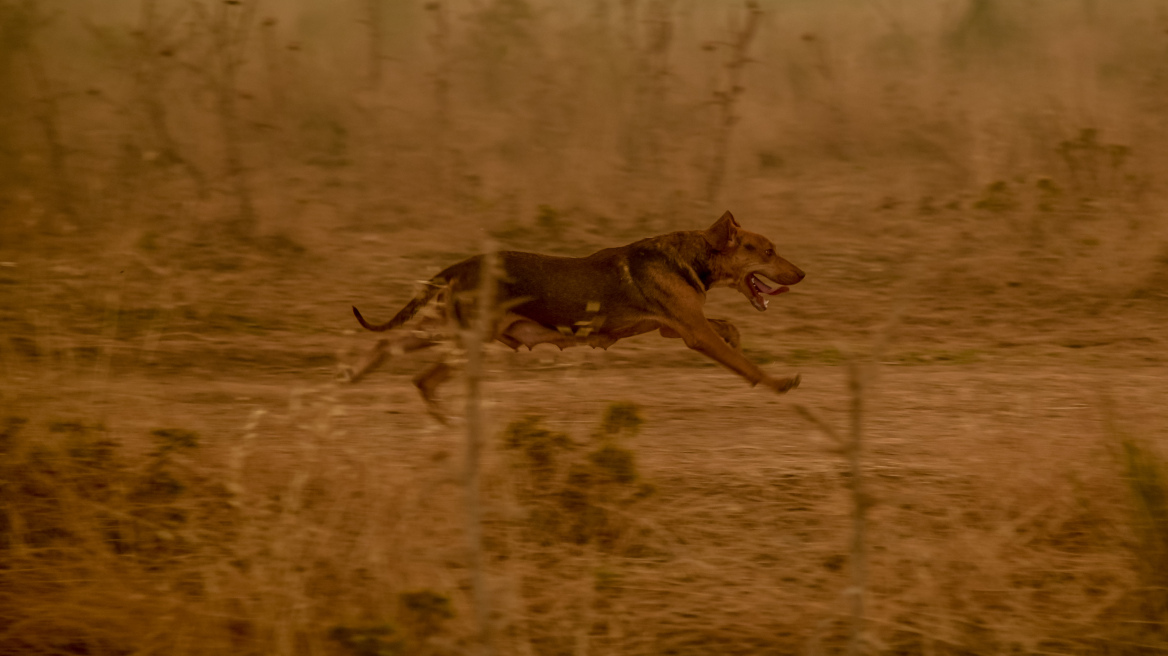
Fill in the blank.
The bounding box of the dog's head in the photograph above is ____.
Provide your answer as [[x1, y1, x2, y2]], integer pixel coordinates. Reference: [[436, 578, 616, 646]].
[[703, 211, 805, 312]]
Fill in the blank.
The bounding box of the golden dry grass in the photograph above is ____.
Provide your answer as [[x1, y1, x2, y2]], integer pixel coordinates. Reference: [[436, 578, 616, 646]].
[[2, 1, 1168, 654]]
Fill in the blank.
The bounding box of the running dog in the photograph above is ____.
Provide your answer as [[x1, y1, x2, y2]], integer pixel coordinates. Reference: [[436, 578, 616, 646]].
[[347, 211, 805, 420]]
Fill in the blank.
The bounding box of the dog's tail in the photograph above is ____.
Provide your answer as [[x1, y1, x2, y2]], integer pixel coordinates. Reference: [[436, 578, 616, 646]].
[[353, 278, 445, 332]]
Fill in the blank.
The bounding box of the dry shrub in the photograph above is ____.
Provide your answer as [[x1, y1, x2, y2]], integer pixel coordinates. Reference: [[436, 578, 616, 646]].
[[0, 388, 471, 656], [500, 403, 650, 550], [1115, 433, 1168, 636], [0, 417, 238, 654], [2, 378, 1168, 655]]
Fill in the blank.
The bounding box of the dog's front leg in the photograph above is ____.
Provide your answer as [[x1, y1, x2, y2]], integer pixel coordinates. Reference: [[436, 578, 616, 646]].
[[669, 319, 799, 394], [660, 319, 740, 349]]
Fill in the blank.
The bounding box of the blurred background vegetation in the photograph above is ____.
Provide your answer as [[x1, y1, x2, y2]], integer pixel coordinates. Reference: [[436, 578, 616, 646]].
[[0, 0, 1164, 247], [1, 0, 1164, 355]]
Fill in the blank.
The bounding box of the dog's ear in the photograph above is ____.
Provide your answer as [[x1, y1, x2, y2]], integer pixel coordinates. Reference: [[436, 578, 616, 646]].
[[703, 211, 741, 250]]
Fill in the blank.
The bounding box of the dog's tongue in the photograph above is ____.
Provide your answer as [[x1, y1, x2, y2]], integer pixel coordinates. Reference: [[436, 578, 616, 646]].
[[752, 274, 789, 296]]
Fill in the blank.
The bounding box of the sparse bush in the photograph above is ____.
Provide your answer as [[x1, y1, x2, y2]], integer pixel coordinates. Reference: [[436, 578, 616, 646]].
[[588, 444, 637, 485], [503, 414, 573, 484], [598, 401, 642, 438], [973, 180, 1019, 213], [150, 427, 199, 452], [535, 204, 561, 237], [1057, 128, 1133, 198], [398, 589, 454, 639], [329, 624, 406, 656], [502, 404, 649, 549]]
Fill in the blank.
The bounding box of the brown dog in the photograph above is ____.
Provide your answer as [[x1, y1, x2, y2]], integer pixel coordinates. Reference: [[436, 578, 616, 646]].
[[347, 211, 805, 419]]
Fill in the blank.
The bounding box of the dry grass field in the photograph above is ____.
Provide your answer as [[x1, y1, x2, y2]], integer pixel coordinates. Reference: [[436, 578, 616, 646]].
[[2, 0, 1168, 654]]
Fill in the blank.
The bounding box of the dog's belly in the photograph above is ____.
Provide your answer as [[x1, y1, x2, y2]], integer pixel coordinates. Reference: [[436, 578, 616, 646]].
[[497, 318, 617, 350], [500, 309, 660, 348]]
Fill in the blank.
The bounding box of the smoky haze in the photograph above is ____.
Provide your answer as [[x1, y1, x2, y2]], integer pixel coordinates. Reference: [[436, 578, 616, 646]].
[[1, 1, 1167, 654]]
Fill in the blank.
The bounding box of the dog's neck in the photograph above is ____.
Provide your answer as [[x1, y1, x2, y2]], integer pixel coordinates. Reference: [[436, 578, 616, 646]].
[[651, 231, 731, 293]]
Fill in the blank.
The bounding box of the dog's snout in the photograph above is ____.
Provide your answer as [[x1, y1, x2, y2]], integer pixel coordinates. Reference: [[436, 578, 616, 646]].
[[778, 261, 805, 285]]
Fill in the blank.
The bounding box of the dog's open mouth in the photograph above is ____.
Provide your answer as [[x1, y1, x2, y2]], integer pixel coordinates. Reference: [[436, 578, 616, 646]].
[[747, 273, 789, 311]]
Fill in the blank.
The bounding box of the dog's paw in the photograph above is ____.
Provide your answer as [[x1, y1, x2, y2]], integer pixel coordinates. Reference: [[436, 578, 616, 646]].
[[767, 374, 801, 394]]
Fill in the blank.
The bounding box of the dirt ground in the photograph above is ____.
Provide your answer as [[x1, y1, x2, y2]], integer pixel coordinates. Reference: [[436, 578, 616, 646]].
[[4, 202, 1167, 654]]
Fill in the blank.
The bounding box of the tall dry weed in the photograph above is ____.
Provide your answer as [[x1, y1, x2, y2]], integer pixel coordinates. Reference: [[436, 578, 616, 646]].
[[1116, 432, 1168, 630]]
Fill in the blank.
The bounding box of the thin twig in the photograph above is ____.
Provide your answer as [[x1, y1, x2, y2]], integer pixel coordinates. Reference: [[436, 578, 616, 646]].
[[364, 0, 385, 88], [792, 404, 844, 446], [425, 1, 453, 194], [794, 361, 869, 655], [23, 38, 77, 223], [191, 0, 259, 234], [132, 0, 208, 195], [845, 361, 867, 656], [463, 243, 496, 656], [705, 0, 763, 204]]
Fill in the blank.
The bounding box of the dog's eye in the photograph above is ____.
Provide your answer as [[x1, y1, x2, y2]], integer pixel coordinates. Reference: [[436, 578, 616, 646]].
[[744, 244, 755, 251], [765, 248, 774, 257]]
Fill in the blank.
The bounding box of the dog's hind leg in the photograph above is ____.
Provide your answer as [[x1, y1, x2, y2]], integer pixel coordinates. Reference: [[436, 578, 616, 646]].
[[342, 322, 446, 383], [342, 337, 392, 383], [413, 360, 455, 424], [705, 319, 741, 350]]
